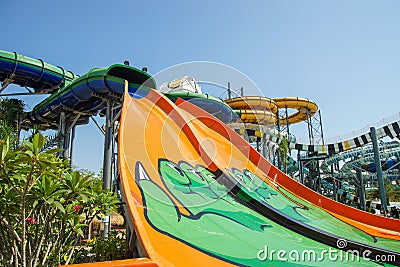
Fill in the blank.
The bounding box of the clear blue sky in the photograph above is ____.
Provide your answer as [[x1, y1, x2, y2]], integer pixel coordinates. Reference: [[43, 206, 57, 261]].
[[2, 0, 400, 172]]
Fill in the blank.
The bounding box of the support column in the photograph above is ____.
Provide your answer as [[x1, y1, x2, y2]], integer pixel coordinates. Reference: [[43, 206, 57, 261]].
[[285, 107, 290, 136], [63, 129, 71, 159], [58, 112, 66, 154], [69, 126, 76, 166], [58, 111, 71, 159], [331, 165, 337, 201], [356, 169, 366, 211], [101, 100, 113, 237], [318, 110, 325, 145], [370, 126, 388, 215], [276, 110, 281, 169], [298, 150, 303, 184], [316, 163, 321, 193]]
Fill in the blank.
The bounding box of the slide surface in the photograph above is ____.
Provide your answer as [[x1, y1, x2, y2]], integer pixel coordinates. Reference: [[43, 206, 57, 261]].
[[118, 88, 400, 266]]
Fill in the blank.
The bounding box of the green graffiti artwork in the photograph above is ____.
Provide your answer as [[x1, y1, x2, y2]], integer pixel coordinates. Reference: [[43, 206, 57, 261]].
[[135, 159, 372, 266]]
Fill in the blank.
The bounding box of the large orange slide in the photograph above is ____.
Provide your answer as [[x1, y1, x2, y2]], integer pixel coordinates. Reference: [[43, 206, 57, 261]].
[[73, 87, 400, 266]]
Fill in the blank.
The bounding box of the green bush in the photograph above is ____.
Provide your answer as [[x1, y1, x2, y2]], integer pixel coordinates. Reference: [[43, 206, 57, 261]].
[[0, 98, 24, 148], [68, 230, 127, 264], [0, 133, 119, 267]]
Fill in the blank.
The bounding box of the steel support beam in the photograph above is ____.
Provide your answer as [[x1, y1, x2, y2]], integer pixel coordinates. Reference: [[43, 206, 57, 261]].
[[58, 112, 70, 158], [298, 150, 304, 184], [101, 100, 113, 237], [331, 165, 337, 201], [356, 169, 366, 211], [69, 126, 76, 166], [370, 126, 388, 215]]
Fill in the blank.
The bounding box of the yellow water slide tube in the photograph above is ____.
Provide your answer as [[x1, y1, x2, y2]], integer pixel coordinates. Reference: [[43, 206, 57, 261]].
[[224, 96, 318, 126], [224, 96, 277, 125], [274, 97, 318, 125]]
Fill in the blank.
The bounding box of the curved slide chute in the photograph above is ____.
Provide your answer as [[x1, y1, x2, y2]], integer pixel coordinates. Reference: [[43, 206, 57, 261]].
[[320, 141, 400, 176], [223, 95, 400, 156], [163, 91, 236, 124], [224, 96, 318, 126], [0, 50, 78, 93], [224, 96, 277, 125], [25, 64, 155, 128], [274, 97, 318, 125], [118, 88, 400, 266], [0, 49, 155, 129], [224, 96, 278, 113]]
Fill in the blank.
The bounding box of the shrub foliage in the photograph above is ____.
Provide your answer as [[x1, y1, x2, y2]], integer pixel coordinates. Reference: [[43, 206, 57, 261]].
[[0, 133, 119, 267]]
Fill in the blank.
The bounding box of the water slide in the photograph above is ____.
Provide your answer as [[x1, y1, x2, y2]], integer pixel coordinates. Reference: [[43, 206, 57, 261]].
[[0, 50, 156, 128], [0, 50, 77, 94], [223, 95, 400, 199], [318, 142, 400, 200], [341, 147, 400, 175], [116, 88, 400, 266], [1, 50, 400, 266], [224, 96, 318, 126], [162, 91, 235, 124], [320, 142, 400, 175]]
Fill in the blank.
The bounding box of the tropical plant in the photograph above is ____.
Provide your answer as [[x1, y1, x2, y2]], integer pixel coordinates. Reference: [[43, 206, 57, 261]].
[[68, 230, 127, 264], [385, 183, 400, 202], [0, 98, 24, 147], [366, 188, 380, 201], [366, 183, 400, 202], [0, 133, 119, 267], [277, 136, 289, 173]]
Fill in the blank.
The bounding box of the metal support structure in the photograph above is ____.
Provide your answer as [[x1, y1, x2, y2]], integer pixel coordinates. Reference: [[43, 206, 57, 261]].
[[285, 107, 290, 136], [334, 161, 340, 172], [0, 92, 49, 97], [63, 124, 72, 159], [58, 112, 70, 159], [277, 108, 290, 137], [256, 138, 260, 153], [299, 109, 325, 193], [356, 169, 366, 211], [0, 80, 11, 94], [305, 109, 324, 146], [318, 110, 325, 145], [306, 108, 313, 145], [69, 126, 76, 166], [298, 150, 304, 184], [275, 111, 282, 170], [261, 139, 266, 158], [91, 117, 106, 135], [227, 82, 231, 99], [99, 81, 126, 238], [331, 165, 337, 201], [333, 179, 337, 201], [370, 126, 388, 215], [58, 112, 66, 151], [101, 100, 113, 238], [316, 163, 321, 193]]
